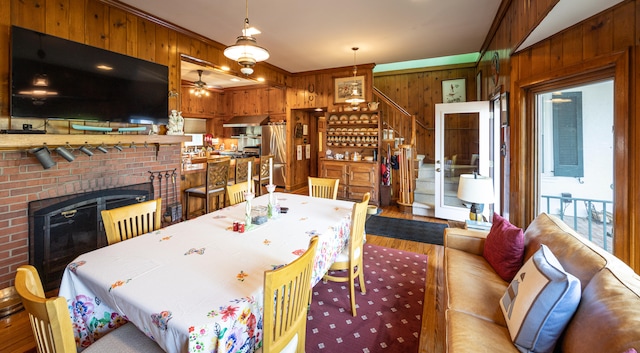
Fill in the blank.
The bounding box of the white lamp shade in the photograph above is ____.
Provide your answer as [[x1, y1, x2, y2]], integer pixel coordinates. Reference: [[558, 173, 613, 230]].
[[457, 174, 494, 204], [224, 36, 270, 62]]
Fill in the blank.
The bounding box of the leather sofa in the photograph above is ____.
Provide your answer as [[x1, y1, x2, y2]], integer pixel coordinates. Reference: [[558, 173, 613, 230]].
[[443, 213, 640, 353]]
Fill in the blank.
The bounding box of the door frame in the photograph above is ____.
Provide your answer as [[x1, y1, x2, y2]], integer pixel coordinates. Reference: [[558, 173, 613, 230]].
[[514, 51, 631, 265], [434, 101, 493, 221]]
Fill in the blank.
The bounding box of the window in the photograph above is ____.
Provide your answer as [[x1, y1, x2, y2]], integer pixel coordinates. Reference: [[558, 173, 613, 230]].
[[537, 80, 613, 252]]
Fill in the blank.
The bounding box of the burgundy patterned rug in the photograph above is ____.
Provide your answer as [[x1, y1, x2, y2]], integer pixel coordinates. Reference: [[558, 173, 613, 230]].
[[306, 244, 427, 353]]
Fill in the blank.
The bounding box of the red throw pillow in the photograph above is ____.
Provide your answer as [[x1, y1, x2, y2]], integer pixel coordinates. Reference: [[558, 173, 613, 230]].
[[483, 213, 525, 282]]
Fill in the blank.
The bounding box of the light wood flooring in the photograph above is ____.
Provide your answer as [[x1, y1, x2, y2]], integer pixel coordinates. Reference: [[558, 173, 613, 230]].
[[0, 190, 447, 353]]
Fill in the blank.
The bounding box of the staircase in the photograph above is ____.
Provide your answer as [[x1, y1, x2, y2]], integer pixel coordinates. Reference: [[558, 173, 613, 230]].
[[412, 160, 435, 217], [412, 158, 461, 217]]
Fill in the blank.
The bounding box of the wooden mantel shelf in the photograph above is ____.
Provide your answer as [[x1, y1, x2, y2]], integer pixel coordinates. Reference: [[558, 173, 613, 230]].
[[0, 134, 192, 150]]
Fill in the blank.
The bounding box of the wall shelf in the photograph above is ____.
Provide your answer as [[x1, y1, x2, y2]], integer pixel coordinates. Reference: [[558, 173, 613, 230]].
[[0, 134, 192, 150]]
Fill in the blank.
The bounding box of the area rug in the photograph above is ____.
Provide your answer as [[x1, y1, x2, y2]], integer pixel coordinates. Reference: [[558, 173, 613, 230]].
[[365, 215, 448, 245], [306, 244, 427, 353]]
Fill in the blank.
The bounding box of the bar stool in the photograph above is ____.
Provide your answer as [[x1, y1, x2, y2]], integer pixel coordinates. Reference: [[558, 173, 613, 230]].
[[185, 158, 230, 219], [253, 155, 274, 196], [230, 157, 253, 185]]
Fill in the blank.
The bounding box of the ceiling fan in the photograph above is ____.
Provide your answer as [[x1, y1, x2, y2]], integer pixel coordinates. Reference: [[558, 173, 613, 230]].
[[189, 69, 210, 97]]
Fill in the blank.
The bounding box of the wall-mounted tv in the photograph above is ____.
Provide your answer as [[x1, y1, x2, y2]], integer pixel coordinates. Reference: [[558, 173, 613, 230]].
[[10, 26, 169, 125]]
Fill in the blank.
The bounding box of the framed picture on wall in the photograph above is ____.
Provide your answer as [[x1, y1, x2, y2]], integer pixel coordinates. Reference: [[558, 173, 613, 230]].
[[334, 75, 365, 104], [442, 78, 466, 103]]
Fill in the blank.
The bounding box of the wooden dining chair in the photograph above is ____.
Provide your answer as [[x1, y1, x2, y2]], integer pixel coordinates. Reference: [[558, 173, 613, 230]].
[[101, 198, 162, 246], [185, 158, 230, 219], [227, 181, 249, 206], [308, 177, 340, 200], [229, 157, 252, 186], [14, 265, 164, 353], [262, 236, 318, 353], [322, 192, 370, 316], [253, 155, 274, 196]]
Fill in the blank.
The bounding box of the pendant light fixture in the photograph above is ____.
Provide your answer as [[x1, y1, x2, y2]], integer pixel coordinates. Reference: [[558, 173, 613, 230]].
[[345, 47, 365, 108], [189, 70, 210, 97], [224, 0, 269, 76]]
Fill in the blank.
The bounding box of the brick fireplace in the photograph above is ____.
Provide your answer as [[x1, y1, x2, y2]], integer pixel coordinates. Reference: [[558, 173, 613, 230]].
[[0, 143, 182, 290]]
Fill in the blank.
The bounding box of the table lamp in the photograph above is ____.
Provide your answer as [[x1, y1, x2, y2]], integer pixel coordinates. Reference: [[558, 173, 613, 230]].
[[457, 173, 494, 221]]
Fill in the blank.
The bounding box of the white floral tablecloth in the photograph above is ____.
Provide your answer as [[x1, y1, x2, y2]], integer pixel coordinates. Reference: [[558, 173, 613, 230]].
[[58, 193, 353, 353]]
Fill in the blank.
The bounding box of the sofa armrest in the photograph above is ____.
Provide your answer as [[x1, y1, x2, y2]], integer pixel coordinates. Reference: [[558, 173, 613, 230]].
[[444, 227, 489, 256]]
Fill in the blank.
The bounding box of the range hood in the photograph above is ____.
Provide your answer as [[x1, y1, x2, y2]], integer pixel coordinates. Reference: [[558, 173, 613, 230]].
[[223, 115, 269, 127]]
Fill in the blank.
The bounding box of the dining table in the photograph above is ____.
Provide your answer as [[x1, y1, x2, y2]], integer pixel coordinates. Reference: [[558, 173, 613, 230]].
[[58, 192, 355, 353]]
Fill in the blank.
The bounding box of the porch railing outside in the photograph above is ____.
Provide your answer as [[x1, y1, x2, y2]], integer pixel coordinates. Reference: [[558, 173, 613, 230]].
[[540, 195, 613, 252]]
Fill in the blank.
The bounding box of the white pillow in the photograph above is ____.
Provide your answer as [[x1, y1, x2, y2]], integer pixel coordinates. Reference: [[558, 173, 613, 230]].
[[500, 244, 581, 353]]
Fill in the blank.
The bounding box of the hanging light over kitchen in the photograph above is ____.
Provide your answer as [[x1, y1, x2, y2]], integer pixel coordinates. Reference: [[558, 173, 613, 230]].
[[345, 47, 365, 108], [224, 0, 269, 76], [189, 70, 210, 97]]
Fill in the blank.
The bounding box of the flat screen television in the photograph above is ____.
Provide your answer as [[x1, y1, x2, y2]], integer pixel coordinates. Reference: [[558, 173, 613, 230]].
[[10, 26, 169, 125]]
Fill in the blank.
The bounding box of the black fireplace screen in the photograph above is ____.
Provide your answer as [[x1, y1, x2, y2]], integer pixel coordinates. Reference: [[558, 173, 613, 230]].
[[28, 183, 153, 291]]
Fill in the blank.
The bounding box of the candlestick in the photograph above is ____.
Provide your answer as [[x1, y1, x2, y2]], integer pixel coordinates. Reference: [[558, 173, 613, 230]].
[[266, 184, 276, 218], [269, 157, 273, 185], [247, 161, 252, 193], [244, 191, 255, 229]]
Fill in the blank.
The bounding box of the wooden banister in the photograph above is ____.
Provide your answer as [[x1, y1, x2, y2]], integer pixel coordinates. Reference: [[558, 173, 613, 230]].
[[373, 87, 411, 117]]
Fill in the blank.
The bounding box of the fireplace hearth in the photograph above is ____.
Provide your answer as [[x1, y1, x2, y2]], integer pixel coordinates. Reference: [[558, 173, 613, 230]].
[[28, 183, 154, 291]]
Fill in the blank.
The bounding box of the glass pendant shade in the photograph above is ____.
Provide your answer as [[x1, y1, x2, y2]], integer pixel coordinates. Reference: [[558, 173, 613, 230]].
[[345, 85, 365, 104], [345, 47, 365, 105], [224, 0, 269, 75], [224, 36, 270, 62]]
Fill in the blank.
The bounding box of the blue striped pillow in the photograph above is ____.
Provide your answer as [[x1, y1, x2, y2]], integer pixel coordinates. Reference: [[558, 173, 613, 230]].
[[500, 244, 581, 353]]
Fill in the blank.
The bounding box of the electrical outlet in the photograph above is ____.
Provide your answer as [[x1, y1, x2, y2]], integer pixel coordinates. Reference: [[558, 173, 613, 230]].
[[22, 124, 32, 130]]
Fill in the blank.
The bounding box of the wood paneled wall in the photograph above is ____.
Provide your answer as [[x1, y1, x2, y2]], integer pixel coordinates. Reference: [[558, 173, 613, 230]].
[[0, 0, 289, 124], [365, 0, 639, 271], [287, 64, 375, 111], [373, 67, 477, 162], [477, 0, 639, 271]]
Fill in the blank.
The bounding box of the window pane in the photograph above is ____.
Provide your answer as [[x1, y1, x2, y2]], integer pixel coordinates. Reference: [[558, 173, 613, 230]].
[[537, 80, 614, 252]]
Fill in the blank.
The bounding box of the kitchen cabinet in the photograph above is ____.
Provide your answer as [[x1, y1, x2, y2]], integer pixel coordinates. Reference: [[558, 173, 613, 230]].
[[320, 160, 379, 205], [226, 86, 285, 116], [180, 86, 222, 117], [267, 86, 286, 114]]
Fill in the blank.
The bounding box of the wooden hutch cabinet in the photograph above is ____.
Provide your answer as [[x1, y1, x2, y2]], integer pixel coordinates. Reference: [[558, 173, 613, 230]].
[[319, 111, 381, 205], [321, 160, 379, 204]]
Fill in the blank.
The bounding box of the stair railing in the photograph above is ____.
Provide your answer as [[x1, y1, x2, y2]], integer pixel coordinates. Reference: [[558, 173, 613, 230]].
[[373, 86, 417, 211]]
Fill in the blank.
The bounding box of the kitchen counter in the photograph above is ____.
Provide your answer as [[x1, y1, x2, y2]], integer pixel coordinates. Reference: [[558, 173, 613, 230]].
[[182, 155, 230, 174], [180, 155, 260, 218]]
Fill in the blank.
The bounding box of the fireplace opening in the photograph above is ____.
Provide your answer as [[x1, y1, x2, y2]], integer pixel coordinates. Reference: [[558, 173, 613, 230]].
[[28, 183, 153, 291]]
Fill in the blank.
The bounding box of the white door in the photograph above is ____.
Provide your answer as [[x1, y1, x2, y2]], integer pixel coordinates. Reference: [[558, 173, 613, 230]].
[[434, 101, 494, 221]]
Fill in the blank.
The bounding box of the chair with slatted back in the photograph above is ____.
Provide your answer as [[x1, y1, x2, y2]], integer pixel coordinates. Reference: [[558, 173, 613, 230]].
[[101, 198, 162, 246], [253, 155, 274, 196], [15, 265, 164, 353], [185, 158, 230, 219], [308, 177, 340, 200], [229, 157, 253, 186], [322, 192, 370, 316], [261, 236, 318, 353], [227, 181, 249, 206]]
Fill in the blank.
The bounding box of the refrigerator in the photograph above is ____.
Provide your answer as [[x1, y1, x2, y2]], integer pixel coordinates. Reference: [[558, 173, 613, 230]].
[[261, 123, 286, 187]]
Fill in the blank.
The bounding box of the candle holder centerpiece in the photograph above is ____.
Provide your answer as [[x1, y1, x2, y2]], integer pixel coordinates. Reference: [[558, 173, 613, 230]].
[[244, 191, 255, 229], [266, 184, 277, 218]]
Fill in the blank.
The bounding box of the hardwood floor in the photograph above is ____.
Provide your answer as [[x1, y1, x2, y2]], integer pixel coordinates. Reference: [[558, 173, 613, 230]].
[[367, 206, 446, 353], [0, 191, 446, 353]]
